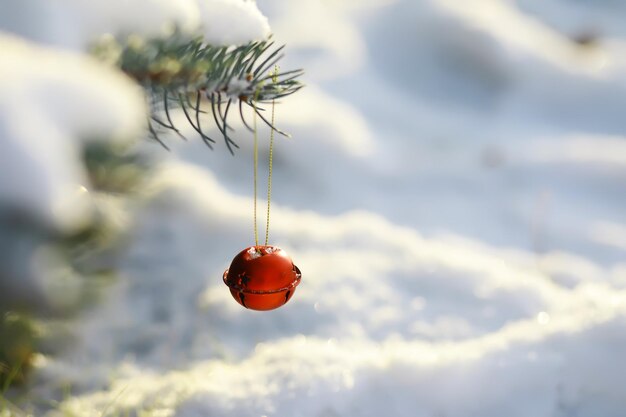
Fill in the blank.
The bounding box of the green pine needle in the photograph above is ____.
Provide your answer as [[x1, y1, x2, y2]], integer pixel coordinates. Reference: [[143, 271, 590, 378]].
[[95, 33, 304, 151]]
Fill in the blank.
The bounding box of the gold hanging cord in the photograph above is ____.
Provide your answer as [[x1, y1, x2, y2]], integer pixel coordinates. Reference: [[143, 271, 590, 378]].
[[253, 67, 279, 247]]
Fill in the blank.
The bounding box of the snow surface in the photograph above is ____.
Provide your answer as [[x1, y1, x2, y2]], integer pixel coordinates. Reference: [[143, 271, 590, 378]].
[[0, 34, 145, 232], [198, 0, 270, 46], [0, 0, 270, 50], [1, 0, 626, 416]]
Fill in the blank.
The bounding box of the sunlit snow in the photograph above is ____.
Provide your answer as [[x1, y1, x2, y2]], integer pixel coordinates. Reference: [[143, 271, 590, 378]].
[[1, 0, 625, 416], [0, 34, 145, 231], [0, 0, 270, 50]]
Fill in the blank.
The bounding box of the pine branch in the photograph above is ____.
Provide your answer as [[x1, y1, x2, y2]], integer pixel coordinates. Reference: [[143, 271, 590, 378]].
[[96, 34, 304, 150]]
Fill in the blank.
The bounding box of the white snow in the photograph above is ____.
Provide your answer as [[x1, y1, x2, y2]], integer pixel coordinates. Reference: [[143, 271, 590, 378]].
[[247, 246, 262, 259], [0, 0, 270, 50], [0, 34, 145, 231], [46, 163, 626, 417], [1, 0, 625, 416], [0, 0, 201, 50], [198, 0, 270, 46]]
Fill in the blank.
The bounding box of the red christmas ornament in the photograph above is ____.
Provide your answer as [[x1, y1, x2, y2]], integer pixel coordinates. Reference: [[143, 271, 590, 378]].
[[223, 245, 301, 311]]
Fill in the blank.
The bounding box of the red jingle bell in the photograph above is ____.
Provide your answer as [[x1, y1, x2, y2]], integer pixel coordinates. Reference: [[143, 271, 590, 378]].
[[223, 245, 302, 311]]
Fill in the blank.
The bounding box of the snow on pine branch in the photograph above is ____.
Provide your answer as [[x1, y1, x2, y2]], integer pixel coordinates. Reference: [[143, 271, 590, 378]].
[[0, 34, 146, 231], [199, 0, 270, 46], [0, 0, 271, 50]]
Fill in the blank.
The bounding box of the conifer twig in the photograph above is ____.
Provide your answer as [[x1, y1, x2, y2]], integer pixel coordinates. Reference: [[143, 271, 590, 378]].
[[97, 33, 303, 151]]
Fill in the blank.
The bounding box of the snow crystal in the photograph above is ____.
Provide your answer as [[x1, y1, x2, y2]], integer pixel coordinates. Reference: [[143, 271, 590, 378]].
[[226, 77, 252, 98], [247, 246, 262, 259]]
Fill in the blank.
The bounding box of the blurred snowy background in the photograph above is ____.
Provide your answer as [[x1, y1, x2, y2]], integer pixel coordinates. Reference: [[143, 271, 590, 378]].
[[1, 0, 626, 416]]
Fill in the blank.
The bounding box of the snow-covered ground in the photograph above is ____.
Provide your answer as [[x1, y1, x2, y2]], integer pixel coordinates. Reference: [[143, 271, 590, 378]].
[[2, 0, 626, 416]]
